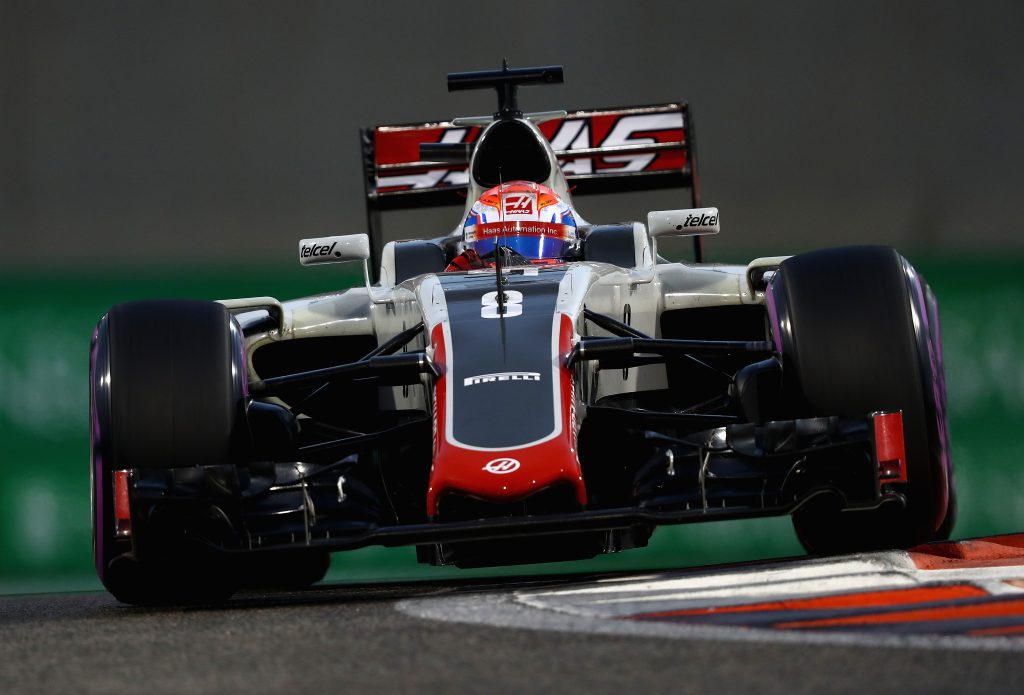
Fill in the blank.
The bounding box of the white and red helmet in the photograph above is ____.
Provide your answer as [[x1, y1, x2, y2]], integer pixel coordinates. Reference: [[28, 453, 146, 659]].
[[462, 181, 578, 261]]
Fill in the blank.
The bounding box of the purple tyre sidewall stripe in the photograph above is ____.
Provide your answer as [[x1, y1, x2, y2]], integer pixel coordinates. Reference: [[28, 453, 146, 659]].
[[906, 264, 953, 524], [90, 325, 108, 581]]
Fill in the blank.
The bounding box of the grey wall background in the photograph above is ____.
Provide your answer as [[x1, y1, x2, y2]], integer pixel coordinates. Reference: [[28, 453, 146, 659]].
[[2, 1, 1023, 267]]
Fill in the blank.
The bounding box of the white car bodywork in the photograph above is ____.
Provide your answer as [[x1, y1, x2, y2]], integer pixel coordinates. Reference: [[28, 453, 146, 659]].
[[221, 222, 790, 424]]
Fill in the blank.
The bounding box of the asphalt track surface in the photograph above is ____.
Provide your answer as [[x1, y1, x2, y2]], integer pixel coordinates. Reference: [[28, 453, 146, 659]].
[[4, 541, 1024, 695]]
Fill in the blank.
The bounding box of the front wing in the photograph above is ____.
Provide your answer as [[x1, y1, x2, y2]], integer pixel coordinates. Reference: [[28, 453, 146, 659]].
[[117, 412, 907, 559]]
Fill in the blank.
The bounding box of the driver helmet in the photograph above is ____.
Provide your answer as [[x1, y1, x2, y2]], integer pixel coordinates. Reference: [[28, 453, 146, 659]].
[[462, 181, 578, 262]]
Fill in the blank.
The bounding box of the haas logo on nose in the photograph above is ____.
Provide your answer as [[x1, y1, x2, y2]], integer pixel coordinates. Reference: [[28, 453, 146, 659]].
[[483, 457, 521, 474]]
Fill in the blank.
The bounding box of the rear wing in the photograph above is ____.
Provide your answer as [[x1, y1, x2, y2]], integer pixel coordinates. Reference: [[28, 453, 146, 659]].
[[361, 103, 703, 269]]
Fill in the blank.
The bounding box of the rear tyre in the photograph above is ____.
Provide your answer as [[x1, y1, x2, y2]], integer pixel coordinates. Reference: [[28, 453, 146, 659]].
[[91, 300, 246, 605], [771, 246, 952, 554]]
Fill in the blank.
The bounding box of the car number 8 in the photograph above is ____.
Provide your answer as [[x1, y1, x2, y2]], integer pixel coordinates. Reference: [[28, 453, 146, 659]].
[[481, 290, 523, 318]]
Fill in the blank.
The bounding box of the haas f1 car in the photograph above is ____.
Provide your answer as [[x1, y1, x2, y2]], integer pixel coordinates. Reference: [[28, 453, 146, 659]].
[[91, 65, 954, 604]]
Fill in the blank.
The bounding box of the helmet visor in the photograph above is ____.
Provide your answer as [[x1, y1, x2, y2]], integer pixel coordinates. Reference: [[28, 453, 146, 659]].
[[465, 221, 574, 261]]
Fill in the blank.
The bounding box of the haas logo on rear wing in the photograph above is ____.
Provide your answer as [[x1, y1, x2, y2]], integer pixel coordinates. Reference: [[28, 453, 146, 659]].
[[362, 103, 697, 207]]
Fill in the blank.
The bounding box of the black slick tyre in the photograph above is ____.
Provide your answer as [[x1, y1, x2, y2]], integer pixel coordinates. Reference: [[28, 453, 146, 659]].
[[91, 299, 246, 605], [770, 246, 952, 553]]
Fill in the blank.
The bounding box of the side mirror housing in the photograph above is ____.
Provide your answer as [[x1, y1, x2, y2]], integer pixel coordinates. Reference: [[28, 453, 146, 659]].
[[298, 234, 370, 266], [647, 207, 720, 239]]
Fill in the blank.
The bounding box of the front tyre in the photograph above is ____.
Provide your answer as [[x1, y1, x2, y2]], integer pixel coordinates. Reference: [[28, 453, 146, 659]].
[[91, 300, 247, 605], [770, 246, 953, 553]]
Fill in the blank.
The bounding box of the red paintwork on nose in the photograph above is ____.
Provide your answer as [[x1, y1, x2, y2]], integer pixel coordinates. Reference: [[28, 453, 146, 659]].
[[426, 316, 585, 518]]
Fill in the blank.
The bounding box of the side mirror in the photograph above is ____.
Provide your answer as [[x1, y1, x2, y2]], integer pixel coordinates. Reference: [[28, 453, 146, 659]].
[[647, 207, 720, 239], [298, 234, 370, 266]]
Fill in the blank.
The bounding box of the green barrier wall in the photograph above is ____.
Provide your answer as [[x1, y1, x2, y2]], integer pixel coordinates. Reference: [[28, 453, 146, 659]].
[[2, 257, 1021, 593]]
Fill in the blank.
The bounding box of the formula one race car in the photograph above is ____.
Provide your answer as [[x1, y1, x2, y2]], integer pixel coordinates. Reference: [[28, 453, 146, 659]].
[[91, 64, 955, 605]]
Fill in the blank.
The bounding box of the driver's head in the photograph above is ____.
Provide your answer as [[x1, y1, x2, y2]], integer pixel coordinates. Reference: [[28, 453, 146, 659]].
[[462, 181, 577, 262]]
